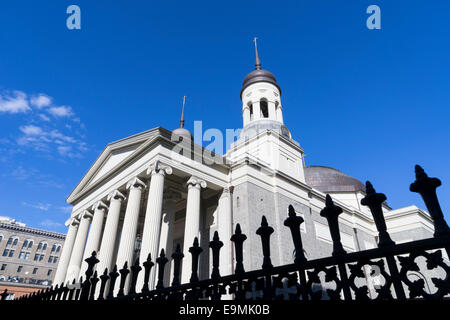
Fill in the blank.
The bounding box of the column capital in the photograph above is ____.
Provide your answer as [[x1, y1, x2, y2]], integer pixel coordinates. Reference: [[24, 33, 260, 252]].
[[107, 189, 127, 202], [80, 210, 93, 220], [186, 176, 207, 189], [92, 200, 109, 212], [147, 160, 172, 176], [126, 177, 146, 191], [69, 217, 80, 227]]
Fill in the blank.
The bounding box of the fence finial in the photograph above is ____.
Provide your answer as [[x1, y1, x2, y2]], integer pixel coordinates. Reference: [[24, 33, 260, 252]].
[[361, 181, 395, 247], [142, 253, 154, 293], [320, 195, 347, 256], [129, 257, 142, 295], [231, 223, 247, 274], [189, 237, 203, 283], [98, 267, 109, 300], [410, 165, 450, 237], [171, 244, 184, 287], [284, 205, 307, 264], [107, 265, 119, 299], [256, 215, 274, 269], [209, 231, 224, 280], [156, 249, 169, 289], [117, 261, 130, 297]]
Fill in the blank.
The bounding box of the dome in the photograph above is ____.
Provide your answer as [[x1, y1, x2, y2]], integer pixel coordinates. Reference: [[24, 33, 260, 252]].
[[241, 69, 281, 97], [304, 166, 366, 193], [172, 127, 192, 141]]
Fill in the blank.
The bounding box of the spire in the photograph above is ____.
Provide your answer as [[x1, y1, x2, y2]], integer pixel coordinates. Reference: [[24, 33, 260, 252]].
[[253, 37, 261, 70], [180, 95, 186, 128]]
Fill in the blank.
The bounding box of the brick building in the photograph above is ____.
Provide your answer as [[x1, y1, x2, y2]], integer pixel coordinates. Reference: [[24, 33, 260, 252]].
[[0, 217, 65, 299]]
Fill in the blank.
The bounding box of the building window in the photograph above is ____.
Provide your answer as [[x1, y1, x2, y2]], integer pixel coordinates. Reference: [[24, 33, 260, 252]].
[[1, 264, 6, 271], [18, 251, 26, 259], [32, 268, 38, 274], [17, 266, 23, 273], [0, 234, 3, 243], [6, 237, 19, 248], [8, 250, 15, 258], [37, 241, 48, 253], [2, 249, 9, 257], [22, 239, 33, 250], [47, 270, 52, 276]]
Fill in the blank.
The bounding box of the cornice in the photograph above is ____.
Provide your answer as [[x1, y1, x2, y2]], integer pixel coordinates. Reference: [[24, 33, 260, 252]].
[[0, 223, 66, 240]]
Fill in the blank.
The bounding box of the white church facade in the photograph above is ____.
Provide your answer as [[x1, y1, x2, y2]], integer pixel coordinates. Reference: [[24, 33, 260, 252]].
[[53, 42, 435, 295]]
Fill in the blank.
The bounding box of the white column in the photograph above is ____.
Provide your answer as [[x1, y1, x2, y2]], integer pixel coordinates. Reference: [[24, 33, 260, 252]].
[[276, 105, 284, 123], [137, 161, 172, 291], [95, 190, 126, 298], [96, 190, 126, 275], [80, 201, 108, 276], [218, 188, 233, 277], [253, 101, 261, 120], [53, 218, 79, 287], [65, 210, 93, 283], [115, 177, 146, 295], [268, 101, 276, 121], [243, 106, 250, 126], [181, 176, 207, 284], [159, 191, 180, 286]]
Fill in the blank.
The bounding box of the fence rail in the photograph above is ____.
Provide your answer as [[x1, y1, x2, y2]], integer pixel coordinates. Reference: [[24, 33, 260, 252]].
[[3, 165, 450, 301]]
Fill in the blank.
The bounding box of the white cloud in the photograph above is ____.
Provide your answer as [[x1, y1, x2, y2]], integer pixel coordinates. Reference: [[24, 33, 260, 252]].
[[22, 201, 52, 211], [0, 91, 31, 113], [39, 219, 63, 229], [30, 94, 52, 109], [20, 125, 44, 136], [57, 145, 72, 156], [48, 105, 74, 117], [39, 114, 51, 122]]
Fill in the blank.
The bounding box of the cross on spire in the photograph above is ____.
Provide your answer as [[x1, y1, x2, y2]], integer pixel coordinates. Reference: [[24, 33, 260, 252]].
[[253, 37, 261, 70]]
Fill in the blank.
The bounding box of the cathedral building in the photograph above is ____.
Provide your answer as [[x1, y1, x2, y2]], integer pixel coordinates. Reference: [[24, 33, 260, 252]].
[[53, 42, 435, 295]]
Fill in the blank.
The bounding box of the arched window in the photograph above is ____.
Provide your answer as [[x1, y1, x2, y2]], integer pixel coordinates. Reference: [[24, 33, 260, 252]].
[[22, 240, 28, 249], [37, 241, 48, 253], [6, 237, 19, 248], [260, 99, 269, 118], [56, 245, 61, 253]]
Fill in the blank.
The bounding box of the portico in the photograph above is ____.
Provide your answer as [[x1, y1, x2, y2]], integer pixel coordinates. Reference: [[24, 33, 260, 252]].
[[55, 128, 232, 295]]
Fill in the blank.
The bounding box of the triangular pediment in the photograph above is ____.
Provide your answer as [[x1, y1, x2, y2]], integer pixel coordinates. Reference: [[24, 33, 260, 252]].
[[67, 127, 168, 203]]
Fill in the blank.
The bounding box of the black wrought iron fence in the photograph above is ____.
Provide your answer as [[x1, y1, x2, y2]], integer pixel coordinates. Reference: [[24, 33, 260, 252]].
[[3, 165, 450, 301]]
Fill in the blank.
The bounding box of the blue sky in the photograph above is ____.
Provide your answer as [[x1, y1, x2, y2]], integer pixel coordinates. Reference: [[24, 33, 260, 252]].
[[0, 0, 449, 234]]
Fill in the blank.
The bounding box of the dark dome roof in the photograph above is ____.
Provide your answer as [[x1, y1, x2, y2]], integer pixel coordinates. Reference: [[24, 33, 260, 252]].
[[240, 69, 281, 98], [304, 166, 366, 193]]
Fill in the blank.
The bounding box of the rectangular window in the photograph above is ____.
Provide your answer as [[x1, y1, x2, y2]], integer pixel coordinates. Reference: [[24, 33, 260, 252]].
[[53, 257, 58, 263], [0, 264, 6, 271], [48, 256, 53, 263], [47, 270, 52, 276], [39, 255, 43, 261], [25, 252, 30, 260], [2, 249, 8, 257], [8, 250, 14, 257], [17, 266, 23, 272], [32, 268, 38, 274], [34, 254, 38, 261], [19, 251, 25, 259]]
